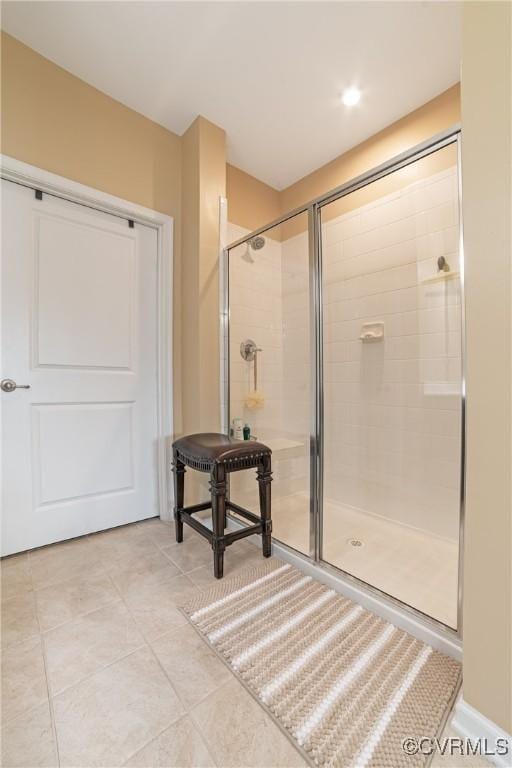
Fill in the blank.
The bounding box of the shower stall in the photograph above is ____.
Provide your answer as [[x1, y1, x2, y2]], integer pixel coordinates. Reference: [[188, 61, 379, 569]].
[[221, 128, 464, 635]]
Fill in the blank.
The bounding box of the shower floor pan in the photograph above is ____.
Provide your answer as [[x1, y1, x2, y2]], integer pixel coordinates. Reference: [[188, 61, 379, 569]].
[[269, 492, 458, 629]]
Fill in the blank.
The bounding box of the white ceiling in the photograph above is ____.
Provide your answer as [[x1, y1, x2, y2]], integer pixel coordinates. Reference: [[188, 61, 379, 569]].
[[2, 1, 461, 189]]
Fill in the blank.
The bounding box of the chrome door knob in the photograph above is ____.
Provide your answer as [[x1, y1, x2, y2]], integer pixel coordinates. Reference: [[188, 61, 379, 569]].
[[1, 379, 30, 393]]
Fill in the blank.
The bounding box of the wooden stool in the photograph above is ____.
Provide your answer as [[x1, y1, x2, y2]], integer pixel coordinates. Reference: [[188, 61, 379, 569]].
[[171, 433, 272, 579]]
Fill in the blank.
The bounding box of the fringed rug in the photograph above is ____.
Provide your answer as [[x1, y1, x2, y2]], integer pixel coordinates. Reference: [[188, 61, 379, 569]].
[[182, 559, 461, 768]]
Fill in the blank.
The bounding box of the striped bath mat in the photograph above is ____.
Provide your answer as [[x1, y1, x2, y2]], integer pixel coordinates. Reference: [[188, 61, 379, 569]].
[[183, 559, 461, 768]]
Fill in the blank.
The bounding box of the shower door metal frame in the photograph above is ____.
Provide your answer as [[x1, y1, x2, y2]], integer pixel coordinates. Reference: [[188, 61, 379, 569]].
[[222, 124, 465, 639]]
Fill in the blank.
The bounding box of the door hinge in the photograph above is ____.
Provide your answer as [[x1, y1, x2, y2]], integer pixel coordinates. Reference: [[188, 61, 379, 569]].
[[128, 219, 134, 229], [35, 189, 43, 200]]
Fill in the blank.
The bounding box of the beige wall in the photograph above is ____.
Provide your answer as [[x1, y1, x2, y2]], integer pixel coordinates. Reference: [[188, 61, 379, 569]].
[[0, 34, 182, 216], [1, 33, 226, 445], [461, 1, 512, 734], [181, 118, 226, 502], [0, 32, 186, 430], [226, 164, 280, 232], [182, 116, 226, 435]]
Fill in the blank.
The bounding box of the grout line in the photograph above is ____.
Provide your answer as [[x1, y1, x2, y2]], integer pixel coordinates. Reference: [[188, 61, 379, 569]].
[[186, 678, 237, 760], [7, 531, 300, 766], [47, 636, 148, 699], [119, 714, 218, 768], [37, 596, 124, 635], [31, 581, 62, 768], [48, 643, 147, 703], [114, 567, 224, 767]]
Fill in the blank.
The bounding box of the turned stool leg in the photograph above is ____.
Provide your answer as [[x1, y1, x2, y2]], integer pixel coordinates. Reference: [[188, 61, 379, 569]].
[[211, 464, 227, 578], [172, 451, 186, 543], [257, 455, 272, 558]]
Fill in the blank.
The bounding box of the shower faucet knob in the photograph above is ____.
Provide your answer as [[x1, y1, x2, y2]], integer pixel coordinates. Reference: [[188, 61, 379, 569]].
[[240, 339, 262, 361]]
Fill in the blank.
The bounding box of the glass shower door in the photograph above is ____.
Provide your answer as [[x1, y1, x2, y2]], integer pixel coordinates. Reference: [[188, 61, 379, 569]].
[[319, 142, 462, 629], [226, 210, 311, 555]]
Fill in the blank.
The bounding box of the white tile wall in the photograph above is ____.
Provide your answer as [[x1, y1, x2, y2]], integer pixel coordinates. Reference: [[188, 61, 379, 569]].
[[225, 164, 462, 551], [322, 166, 462, 542], [226, 223, 310, 513], [227, 223, 284, 442]]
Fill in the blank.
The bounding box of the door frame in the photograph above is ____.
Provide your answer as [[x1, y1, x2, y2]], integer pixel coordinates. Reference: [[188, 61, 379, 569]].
[[0, 155, 174, 521]]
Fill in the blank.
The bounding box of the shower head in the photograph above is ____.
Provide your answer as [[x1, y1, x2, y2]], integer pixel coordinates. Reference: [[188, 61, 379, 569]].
[[241, 236, 266, 264], [250, 236, 265, 250]]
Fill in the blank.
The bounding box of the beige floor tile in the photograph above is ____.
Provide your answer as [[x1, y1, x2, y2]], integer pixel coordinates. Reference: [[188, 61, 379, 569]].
[[124, 574, 197, 642], [191, 678, 307, 768], [136, 518, 176, 550], [106, 549, 181, 598], [53, 646, 185, 768], [124, 715, 216, 767], [186, 566, 217, 590], [36, 571, 119, 631], [1, 701, 58, 768], [161, 535, 216, 574], [29, 537, 104, 591], [135, 517, 167, 529], [2, 635, 48, 722], [429, 724, 493, 767], [44, 600, 145, 694], [152, 624, 230, 709], [89, 524, 159, 562], [1, 554, 33, 602], [1, 591, 39, 647]]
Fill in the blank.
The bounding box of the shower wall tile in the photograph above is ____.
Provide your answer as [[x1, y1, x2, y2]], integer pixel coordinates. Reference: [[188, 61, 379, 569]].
[[227, 222, 284, 441], [226, 166, 461, 543], [322, 166, 462, 541], [227, 222, 310, 506]]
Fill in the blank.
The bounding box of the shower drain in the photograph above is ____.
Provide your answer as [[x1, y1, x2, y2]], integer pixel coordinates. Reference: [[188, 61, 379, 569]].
[[347, 538, 364, 547]]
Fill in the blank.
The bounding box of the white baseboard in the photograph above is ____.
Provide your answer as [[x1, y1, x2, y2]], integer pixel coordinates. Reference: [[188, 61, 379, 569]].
[[452, 697, 512, 768]]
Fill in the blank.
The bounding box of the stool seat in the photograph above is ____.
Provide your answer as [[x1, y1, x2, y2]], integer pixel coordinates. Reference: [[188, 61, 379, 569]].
[[172, 432, 272, 579], [173, 432, 271, 470]]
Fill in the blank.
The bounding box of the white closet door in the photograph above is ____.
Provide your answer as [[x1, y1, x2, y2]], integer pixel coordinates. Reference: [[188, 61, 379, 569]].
[[1, 180, 159, 555]]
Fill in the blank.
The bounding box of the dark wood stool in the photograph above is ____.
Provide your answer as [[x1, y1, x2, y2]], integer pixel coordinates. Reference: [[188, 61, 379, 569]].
[[172, 433, 272, 579]]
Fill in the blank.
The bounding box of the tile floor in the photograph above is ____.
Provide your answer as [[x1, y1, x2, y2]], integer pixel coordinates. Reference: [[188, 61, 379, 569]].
[[1, 520, 305, 768], [1, 518, 485, 768]]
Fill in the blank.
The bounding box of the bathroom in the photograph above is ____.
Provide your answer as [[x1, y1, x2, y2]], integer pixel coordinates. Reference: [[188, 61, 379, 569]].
[[1, 3, 511, 767]]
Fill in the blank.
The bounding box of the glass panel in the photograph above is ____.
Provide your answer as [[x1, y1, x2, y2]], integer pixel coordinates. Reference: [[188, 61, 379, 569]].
[[227, 211, 310, 555], [320, 143, 461, 628]]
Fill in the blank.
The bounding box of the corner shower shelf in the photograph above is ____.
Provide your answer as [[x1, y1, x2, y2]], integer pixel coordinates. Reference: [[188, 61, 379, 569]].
[[421, 270, 460, 284], [424, 381, 461, 396], [258, 436, 304, 453]]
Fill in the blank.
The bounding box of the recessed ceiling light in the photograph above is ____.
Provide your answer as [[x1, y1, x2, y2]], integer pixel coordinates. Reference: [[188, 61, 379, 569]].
[[342, 87, 361, 107]]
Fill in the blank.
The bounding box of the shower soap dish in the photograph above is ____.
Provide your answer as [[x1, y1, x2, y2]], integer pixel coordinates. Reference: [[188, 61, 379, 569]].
[[421, 270, 460, 284], [359, 321, 384, 342]]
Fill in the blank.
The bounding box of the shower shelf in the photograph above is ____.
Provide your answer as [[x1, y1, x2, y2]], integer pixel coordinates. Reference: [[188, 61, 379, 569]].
[[424, 381, 461, 396], [421, 270, 459, 284], [257, 436, 304, 454]]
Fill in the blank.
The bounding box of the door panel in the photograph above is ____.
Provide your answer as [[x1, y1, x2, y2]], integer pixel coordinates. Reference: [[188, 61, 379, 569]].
[[35, 213, 135, 369], [1, 181, 159, 555], [34, 402, 134, 505]]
